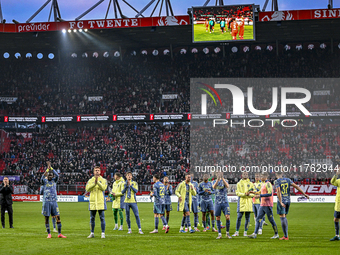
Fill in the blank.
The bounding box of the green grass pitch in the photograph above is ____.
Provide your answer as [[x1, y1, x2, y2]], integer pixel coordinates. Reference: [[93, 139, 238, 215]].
[[0, 202, 338, 254], [193, 23, 254, 42]]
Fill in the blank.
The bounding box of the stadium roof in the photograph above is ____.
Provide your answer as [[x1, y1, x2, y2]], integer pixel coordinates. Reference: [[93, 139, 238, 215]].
[[1, 19, 340, 51]]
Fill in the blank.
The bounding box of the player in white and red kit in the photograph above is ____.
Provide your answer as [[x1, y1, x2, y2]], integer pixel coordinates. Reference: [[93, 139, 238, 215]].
[[230, 19, 238, 40], [238, 17, 245, 40]]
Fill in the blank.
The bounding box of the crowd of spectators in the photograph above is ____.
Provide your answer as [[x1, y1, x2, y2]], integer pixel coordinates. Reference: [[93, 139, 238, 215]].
[[1, 49, 340, 193], [191, 119, 340, 183], [1, 123, 189, 193], [1, 117, 340, 193], [1, 49, 340, 116]]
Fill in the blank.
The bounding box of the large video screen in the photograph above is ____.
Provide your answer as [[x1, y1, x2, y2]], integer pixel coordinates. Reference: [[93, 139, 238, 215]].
[[192, 4, 255, 43]]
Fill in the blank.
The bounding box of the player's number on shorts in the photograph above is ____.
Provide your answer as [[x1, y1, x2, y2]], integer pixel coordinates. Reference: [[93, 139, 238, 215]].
[[160, 186, 165, 196], [281, 183, 289, 195]]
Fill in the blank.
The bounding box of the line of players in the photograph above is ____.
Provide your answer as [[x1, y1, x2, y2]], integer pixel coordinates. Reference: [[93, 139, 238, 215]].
[[204, 17, 245, 40], [41, 162, 340, 241], [40, 164, 307, 239], [173, 171, 311, 240]]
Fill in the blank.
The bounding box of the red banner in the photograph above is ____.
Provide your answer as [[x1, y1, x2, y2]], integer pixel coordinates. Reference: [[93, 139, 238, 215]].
[[259, 8, 340, 22], [0, 16, 190, 33], [12, 194, 40, 202], [293, 185, 337, 196]]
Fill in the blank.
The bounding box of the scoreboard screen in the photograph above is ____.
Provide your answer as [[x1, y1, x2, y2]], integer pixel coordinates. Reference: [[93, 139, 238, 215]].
[[192, 4, 255, 43]]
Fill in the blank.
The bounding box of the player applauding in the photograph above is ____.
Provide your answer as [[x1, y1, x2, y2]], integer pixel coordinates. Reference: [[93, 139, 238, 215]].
[[41, 161, 66, 239], [199, 174, 217, 232], [213, 172, 231, 239], [122, 172, 144, 234], [233, 171, 254, 237]]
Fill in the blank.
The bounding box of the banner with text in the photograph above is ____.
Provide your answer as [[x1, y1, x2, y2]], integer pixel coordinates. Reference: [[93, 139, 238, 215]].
[[0, 16, 190, 33], [293, 184, 337, 196], [259, 8, 340, 22], [39, 195, 78, 202], [12, 194, 40, 202], [13, 185, 28, 194], [0, 97, 18, 104], [0, 175, 20, 181]]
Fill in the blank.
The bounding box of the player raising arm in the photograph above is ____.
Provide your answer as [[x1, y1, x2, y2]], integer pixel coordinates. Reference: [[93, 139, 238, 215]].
[[40, 185, 57, 233], [41, 161, 66, 238], [330, 170, 340, 241], [275, 171, 309, 240], [213, 172, 231, 239]]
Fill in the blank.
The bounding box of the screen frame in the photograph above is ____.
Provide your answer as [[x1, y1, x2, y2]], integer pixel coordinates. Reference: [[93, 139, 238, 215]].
[[191, 4, 256, 43]]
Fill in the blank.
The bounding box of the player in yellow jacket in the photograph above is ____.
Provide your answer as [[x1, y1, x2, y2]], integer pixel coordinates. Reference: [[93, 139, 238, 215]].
[[330, 171, 340, 241], [85, 166, 108, 239], [110, 172, 125, 231], [122, 171, 144, 234], [233, 171, 254, 237], [175, 173, 197, 233]]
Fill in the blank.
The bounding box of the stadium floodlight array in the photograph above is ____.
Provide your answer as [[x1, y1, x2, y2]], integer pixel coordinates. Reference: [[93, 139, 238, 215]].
[[64, 29, 87, 33], [59, 43, 331, 59], [1, 42, 334, 61], [2, 52, 55, 59], [180, 49, 187, 54], [152, 50, 159, 56], [214, 47, 221, 53]]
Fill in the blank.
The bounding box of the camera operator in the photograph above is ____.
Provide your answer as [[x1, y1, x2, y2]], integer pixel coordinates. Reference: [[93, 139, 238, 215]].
[[0, 177, 14, 228]]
